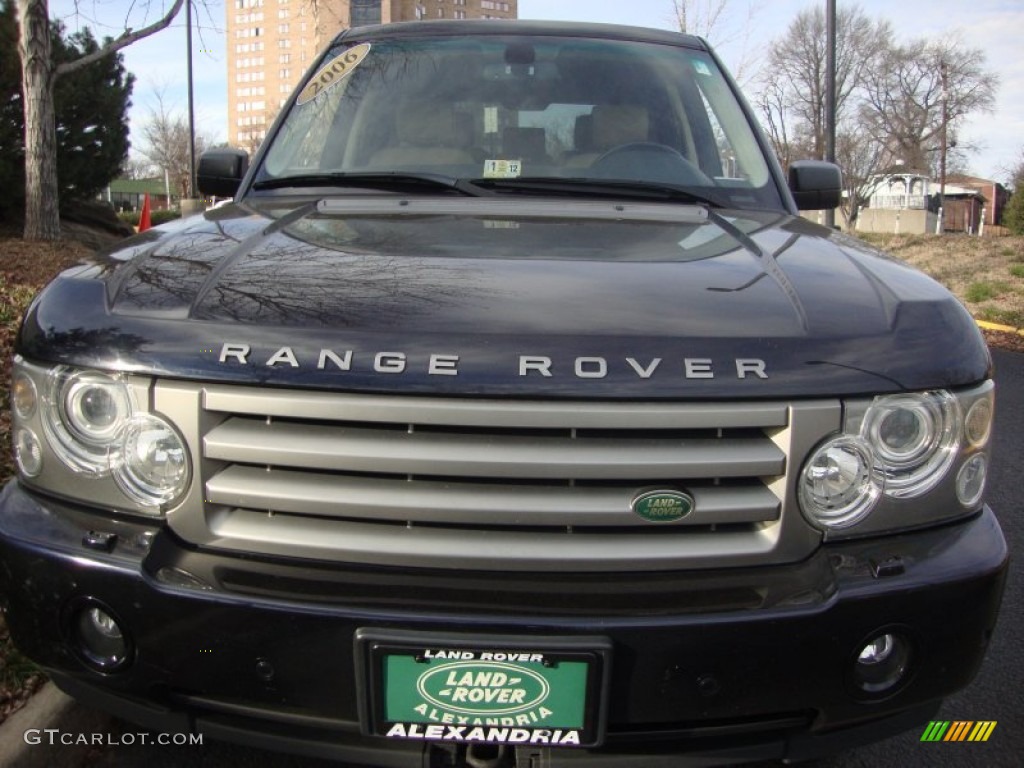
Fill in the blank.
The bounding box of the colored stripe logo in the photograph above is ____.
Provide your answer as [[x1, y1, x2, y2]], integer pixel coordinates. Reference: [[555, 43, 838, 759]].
[[920, 721, 997, 742]]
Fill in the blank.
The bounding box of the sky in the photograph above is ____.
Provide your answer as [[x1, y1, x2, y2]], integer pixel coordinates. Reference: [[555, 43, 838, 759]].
[[48, 0, 1024, 182]]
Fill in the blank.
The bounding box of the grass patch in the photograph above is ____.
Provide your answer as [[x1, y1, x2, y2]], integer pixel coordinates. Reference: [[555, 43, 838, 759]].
[[964, 282, 1009, 303], [1010, 264, 1024, 279], [0, 278, 37, 325]]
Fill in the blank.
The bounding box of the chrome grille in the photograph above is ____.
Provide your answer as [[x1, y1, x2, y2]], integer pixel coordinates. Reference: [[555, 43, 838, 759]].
[[155, 382, 839, 571]]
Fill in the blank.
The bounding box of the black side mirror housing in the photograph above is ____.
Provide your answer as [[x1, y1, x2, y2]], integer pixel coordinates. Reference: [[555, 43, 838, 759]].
[[197, 149, 250, 198], [788, 160, 842, 211]]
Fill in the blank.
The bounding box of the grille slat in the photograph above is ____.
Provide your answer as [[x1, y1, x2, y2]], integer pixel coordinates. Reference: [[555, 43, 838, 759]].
[[203, 417, 785, 480], [202, 386, 789, 430], [206, 465, 780, 526]]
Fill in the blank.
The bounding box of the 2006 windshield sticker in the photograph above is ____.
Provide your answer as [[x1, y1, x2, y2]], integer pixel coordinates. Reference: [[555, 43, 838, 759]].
[[296, 43, 371, 105]]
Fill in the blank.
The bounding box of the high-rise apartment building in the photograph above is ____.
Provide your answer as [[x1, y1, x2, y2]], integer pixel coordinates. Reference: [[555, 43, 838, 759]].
[[227, 0, 518, 150]]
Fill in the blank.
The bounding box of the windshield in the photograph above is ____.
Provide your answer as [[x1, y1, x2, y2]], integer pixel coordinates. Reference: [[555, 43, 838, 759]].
[[256, 33, 783, 210]]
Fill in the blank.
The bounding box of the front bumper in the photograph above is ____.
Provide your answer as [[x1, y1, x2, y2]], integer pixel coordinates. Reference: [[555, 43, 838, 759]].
[[0, 480, 1008, 766]]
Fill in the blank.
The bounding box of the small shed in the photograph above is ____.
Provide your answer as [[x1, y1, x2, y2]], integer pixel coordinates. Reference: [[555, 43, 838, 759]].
[[101, 178, 173, 212]]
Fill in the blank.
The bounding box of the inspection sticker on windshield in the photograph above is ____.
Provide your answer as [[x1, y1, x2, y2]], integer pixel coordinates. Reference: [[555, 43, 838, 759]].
[[358, 631, 610, 748], [483, 159, 523, 179], [296, 43, 371, 105], [692, 59, 712, 76]]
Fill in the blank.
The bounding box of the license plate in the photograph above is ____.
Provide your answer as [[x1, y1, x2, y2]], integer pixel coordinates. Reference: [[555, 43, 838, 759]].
[[357, 630, 611, 748]]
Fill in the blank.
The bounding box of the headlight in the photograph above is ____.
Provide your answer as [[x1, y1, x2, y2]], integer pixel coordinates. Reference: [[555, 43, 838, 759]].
[[861, 391, 960, 498], [11, 371, 37, 420], [113, 415, 190, 509], [12, 359, 193, 517], [42, 367, 133, 474], [800, 384, 992, 537], [799, 436, 881, 529]]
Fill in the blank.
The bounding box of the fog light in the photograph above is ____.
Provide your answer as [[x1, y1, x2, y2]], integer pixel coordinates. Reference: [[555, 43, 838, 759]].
[[956, 454, 988, 507], [853, 632, 910, 694], [72, 605, 131, 671]]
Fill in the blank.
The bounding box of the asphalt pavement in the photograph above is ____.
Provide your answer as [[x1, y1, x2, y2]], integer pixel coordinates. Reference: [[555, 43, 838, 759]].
[[2, 348, 1021, 768]]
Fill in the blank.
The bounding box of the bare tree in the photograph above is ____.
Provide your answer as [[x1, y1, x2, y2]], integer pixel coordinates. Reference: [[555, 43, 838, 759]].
[[835, 125, 896, 228], [121, 156, 158, 180], [860, 36, 998, 173], [670, 0, 762, 83], [756, 4, 892, 162], [137, 88, 212, 200], [15, 0, 185, 240]]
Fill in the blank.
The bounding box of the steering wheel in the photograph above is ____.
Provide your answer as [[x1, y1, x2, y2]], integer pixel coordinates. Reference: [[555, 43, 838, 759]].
[[590, 142, 713, 186]]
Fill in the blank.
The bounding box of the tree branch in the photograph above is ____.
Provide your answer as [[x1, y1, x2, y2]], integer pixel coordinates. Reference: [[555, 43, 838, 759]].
[[54, 0, 185, 78]]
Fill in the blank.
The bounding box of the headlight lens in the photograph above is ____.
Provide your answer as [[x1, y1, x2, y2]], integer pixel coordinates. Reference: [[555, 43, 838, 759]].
[[964, 396, 993, 447], [14, 428, 44, 477], [60, 371, 133, 444], [11, 371, 37, 420], [861, 391, 960, 498], [42, 368, 133, 474], [799, 436, 881, 529], [956, 454, 988, 507], [113, 414, 190, 509]]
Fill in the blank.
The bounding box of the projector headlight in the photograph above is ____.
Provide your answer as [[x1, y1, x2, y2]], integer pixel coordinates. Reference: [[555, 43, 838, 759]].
[[861, 391, 960, 498], [43, 367, 133, 475]]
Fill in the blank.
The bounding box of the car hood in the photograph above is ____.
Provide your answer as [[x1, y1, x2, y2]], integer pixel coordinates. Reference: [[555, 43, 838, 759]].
[[18, 196, 990, 399]]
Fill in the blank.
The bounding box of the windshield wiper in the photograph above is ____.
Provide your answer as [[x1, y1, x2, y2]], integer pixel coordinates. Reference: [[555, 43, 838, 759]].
[[252, 172, 491, 197], [467, 177, 730, 208]]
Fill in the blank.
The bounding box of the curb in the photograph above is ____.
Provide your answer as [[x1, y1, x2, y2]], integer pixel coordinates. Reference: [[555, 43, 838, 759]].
[[977, 319, 1024, 337], [0, 682, 112, 767]]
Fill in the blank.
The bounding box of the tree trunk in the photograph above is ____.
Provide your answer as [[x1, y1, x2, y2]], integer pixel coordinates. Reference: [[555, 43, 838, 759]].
[[16, 0, 60, 241]]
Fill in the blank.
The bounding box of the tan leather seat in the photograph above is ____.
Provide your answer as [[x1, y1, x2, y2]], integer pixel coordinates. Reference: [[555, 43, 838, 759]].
[[368, 101, 475, 168], [564, 105, 650, 169]]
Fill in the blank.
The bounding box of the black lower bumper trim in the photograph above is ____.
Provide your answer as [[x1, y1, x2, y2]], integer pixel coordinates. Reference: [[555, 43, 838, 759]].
[[0, 481, 1008, 766]]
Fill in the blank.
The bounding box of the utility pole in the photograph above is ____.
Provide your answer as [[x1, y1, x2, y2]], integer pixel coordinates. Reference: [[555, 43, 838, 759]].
[[824, 0, 836, 229], [938, 59, 948, 235], [186, 0, 196, 201]]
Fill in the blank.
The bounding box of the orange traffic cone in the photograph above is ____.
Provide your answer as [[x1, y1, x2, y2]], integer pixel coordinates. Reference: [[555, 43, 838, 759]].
[[138, 192, 152, 232]]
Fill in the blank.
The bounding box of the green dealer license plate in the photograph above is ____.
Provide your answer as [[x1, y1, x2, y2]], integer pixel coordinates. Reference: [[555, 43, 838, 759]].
[[357, 630, 611, 748]]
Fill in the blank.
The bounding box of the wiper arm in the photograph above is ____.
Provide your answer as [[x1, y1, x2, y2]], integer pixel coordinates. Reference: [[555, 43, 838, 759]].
[[468, 177, 729, 208], [252, 172, 491, 197]]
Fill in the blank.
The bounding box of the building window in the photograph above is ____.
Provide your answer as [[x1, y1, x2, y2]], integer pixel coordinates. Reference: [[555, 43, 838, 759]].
[[351, 0, 382, 27]]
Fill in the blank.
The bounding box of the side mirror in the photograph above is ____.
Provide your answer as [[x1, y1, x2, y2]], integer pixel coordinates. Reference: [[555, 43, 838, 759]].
[[197, 149, 250, 198], [788, 160, 842, 211]]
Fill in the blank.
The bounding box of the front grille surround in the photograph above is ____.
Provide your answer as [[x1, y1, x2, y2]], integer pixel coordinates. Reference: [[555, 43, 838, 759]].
[[154, 382, 838, 571]]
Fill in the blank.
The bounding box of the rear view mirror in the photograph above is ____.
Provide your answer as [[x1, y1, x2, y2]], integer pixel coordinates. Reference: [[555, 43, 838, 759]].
[[197, 149, 250, 198], [788, 161, 842, 210]]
